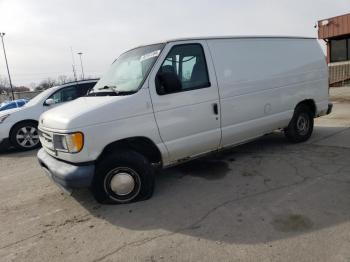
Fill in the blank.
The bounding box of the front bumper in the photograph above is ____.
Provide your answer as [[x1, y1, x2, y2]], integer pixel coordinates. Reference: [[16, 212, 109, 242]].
[[37, 148, 95, 191]]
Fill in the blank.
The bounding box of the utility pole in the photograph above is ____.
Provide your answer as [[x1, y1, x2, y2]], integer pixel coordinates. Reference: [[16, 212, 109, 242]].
[[0, 32, 15, 100], [70, 46, 77, 81], [77, 52, 85, 80]]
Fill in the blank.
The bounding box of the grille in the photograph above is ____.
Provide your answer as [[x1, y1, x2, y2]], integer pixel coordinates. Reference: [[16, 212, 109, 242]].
[[39, 129, 54, 151]]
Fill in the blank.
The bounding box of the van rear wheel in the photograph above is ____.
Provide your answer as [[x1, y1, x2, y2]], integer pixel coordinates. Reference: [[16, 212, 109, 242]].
[[92, 150, 155, 204], [285, 104, 314, 143]]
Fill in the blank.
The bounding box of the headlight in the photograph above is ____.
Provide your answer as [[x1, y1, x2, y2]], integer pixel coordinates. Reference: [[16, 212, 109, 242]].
[[53, 132, 84, 153], [0, 114, 10, 124]]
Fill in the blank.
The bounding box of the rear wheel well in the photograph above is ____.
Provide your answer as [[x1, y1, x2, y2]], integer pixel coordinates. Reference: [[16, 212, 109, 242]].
[[98, 137, 162, 166], [295, 99, 316, 117]]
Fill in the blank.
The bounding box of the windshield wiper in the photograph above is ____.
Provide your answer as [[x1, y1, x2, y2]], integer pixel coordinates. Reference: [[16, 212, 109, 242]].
[[98, 85, 118, 93], [87, 85, 136, 96], [114, 90, 136, 95]]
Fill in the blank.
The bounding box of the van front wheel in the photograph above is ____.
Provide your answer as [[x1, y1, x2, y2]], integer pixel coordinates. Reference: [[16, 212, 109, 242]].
[[92, 150, 155, 204], [285, 104, 314, 143]]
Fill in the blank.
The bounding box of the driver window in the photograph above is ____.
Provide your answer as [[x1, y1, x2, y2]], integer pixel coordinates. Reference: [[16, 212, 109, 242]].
[[156, 44, 210, 95], [49, 86, 79, 104]]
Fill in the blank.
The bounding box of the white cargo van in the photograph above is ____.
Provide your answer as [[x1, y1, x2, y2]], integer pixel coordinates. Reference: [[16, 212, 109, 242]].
[[37, 36, 332, 204]]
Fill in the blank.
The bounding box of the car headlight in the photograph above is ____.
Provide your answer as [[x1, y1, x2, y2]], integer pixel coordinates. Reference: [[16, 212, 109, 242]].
[[0, 114, 10, 124], [53, 132, 84, 153]]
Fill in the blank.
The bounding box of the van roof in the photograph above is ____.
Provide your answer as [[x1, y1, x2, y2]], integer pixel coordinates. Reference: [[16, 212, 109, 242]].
[[165, 35, 316, 43], [122, 36, 317, 57]]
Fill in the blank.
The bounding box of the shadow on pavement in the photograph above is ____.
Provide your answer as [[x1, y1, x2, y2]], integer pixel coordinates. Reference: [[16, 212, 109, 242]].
[[72, 131, 350, 244], [0, 146, 39, 157]]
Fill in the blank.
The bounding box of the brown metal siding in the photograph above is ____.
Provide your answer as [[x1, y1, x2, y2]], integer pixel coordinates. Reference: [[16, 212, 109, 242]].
[[318, 13, 350, 39]]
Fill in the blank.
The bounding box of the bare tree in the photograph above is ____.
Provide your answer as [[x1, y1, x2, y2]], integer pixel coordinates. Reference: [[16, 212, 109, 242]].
[[35, 78, 57, 91], [13, 86, 30, 92], [57, 75, 76, 85], [0, 76, 10, 95], [29, 82, 37, 91], [57, 75, 68, 85]]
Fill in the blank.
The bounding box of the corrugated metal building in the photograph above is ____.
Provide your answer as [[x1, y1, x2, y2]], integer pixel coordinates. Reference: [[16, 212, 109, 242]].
[[318, 13, 350, 86]]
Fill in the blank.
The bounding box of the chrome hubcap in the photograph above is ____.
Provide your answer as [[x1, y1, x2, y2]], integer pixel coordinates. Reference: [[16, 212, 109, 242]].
[[296, 115, 309, 135], [110, 172, 135, 196], [104, 167, 141, 202], [16, 126, 39, 148]]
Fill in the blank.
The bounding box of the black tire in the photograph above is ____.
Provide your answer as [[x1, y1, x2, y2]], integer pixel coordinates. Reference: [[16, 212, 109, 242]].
[[92, 150, 155, 204], [10, 121, 41, 150], [285, 104, 314, 143]]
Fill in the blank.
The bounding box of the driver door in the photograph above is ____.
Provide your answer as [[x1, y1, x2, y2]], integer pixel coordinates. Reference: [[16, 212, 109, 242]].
[[148, 41, 221, 163]]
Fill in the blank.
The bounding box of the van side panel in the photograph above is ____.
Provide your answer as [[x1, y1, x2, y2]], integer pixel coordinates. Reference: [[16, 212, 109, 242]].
[[206, 38, 328, 147]]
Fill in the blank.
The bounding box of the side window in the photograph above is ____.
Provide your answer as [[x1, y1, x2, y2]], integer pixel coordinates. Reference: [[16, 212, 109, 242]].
[[49, 86, 79, 104], [79, 82, 96, 96], [156, 44, 210, 95], [330, 39, 347, 62]]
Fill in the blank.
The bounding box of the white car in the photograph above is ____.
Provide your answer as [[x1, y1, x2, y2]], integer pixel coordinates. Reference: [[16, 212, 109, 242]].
[[37, 36, 332, 204], [0, 79, 97, 150]]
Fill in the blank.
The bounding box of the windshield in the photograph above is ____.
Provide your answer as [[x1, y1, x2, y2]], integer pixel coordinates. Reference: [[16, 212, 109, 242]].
[[90, 43, 165, 95]]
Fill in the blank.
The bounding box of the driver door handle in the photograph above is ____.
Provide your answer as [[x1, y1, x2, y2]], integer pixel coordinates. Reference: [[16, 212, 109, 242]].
[[213, 103, 218, 115]]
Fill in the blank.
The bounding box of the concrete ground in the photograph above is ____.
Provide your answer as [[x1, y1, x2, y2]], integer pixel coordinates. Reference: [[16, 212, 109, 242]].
[[0, 88, 350, 262]]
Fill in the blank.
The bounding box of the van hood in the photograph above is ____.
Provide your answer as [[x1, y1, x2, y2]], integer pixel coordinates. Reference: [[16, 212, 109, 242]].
[[39, 90, 152, 130]]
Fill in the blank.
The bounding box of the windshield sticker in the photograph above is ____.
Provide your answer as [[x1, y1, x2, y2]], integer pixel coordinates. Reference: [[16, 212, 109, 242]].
[[140, 50, 161, 62]]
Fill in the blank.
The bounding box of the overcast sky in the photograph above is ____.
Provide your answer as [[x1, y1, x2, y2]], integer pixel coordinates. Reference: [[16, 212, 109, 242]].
[[0, 0, 349, 87]]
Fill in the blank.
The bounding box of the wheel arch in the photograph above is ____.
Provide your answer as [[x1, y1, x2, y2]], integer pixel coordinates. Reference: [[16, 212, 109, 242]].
[[9, 119, 39, 137], [97, 136, 163, 167], [295, 99, 316, 117]]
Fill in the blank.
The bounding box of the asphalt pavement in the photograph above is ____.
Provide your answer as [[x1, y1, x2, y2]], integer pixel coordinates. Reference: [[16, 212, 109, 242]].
[[0, 87, 349, 262]]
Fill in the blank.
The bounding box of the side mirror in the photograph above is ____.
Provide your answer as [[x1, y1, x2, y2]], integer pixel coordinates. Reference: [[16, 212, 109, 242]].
[[44, 98, 55, 106], [156, 72, 182, 95]]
